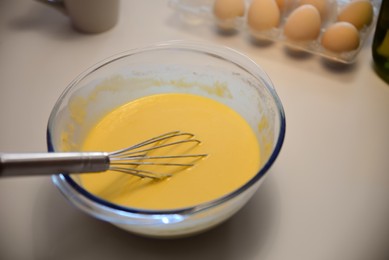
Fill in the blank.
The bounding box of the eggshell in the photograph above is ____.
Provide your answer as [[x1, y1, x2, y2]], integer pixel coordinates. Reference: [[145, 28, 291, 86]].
[[297, 0, 329, 20], [248, 0, 281, 32], [213, 0, 245, 19], [213, 0, 245, 29], [321, 22, 360, 52], [337, 0, 373, 30], [284, 5, 322, 41], [275, 0, 286, 11]]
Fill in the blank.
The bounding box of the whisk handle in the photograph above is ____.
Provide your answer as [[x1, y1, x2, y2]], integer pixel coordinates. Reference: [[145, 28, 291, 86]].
[[0, 152, 109, 177]]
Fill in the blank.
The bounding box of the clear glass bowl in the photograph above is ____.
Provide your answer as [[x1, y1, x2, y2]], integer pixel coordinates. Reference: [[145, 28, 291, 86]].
[[48, 41, 286, 238]]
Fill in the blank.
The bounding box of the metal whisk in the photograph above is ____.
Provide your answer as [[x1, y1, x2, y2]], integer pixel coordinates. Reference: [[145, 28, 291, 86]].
[[0, 131, 207, 179]]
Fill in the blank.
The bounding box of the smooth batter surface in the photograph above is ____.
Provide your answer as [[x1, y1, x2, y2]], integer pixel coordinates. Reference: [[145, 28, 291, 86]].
[[79, 93, 261, 210]]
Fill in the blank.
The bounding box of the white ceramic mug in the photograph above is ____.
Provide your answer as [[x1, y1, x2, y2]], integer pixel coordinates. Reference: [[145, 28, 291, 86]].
[[37, 0, 119, 34]]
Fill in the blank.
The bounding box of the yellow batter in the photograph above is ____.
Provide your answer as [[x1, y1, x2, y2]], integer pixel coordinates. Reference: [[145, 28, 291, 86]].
[[78, 93, 260, 210]]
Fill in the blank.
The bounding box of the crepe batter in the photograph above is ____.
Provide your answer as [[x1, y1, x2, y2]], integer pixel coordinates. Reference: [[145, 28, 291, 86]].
[[79, 93, 261, 210]]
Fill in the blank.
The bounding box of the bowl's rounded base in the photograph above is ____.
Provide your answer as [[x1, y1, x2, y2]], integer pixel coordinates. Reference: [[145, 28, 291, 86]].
[[111, 204, 242, 238]]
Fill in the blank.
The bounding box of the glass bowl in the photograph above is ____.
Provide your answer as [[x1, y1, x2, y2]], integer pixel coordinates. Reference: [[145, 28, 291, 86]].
[[48, 41, 286, 238]]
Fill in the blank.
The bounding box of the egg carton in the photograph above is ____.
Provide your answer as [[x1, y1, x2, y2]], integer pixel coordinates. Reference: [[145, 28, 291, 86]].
[[169, 0, 380, 63]]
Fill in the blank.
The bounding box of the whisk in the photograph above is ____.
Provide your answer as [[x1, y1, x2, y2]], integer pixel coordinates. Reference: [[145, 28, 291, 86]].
[[0, 131, 207, 179]]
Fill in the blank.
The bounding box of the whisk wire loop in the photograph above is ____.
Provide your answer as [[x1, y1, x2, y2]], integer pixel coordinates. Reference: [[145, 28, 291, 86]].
[[107, 131, 207, 179], [110, 131, 194, 156]]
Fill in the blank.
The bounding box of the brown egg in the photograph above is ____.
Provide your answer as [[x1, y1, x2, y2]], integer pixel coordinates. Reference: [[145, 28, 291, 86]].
[[248, 0, 281, 32], [284, 5, 322, 41], [321, 22, 360, 52], [213, 0, 245, 30], [275, 0, 286, 11], [337, 0, 373, 30], [297, 0, 329, 20]]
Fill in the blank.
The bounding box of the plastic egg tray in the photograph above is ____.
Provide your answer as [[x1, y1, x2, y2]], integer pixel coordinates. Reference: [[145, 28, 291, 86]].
[[169, 0, 380, 63]]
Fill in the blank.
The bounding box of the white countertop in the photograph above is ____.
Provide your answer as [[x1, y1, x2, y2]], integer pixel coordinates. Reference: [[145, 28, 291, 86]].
[[1, 0, 389, 259]]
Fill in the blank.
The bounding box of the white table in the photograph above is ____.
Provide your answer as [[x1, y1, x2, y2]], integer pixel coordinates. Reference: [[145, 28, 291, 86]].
[[1, 1, 389, 259]]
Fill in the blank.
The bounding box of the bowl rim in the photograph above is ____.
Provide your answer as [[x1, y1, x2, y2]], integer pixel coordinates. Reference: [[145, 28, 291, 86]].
[[47, 40, 286, 216]]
